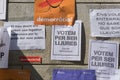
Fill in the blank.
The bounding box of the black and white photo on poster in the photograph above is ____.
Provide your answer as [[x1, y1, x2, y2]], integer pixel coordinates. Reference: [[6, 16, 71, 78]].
[[51, 20, 82, 61], [90, 9, 120, 37], [0, 0, 7, 19], [88, 40, 119, 80], [4, 21, 45, 50]]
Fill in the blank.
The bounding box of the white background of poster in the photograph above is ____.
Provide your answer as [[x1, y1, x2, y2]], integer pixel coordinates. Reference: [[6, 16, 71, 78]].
[[0, 27, 10, 68], [0, 0, 6, 19], [4, 21, 45, 50], [89, 40, 119, 80], [51, 20, 82, 61], [90, 9, 120, 37], [109, 69, 120, 80]]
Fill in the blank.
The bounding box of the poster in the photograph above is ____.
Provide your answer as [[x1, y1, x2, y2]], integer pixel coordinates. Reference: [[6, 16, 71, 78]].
[[0, 27, 10, 68], [34, 0, 75, 25], [53, 69, 96, 80], [90, 9, 120, 37], [4, 21, 45, 50], [0, 0, 7, 19], [88, 40, 119, 80], [51, 20, 82, 61], [0, 69, 30, 80]]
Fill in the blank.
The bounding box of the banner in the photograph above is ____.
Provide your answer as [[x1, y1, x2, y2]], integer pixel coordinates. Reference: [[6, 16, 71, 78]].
[[0, 69, 30, 80], [53, 69, 96, 80], [90, 9, 120, 37], [4, 21, 45, 50], [51, 20, 82, 61], [0, 0, 7, 19], [0, 27, 10, 68], [88, 40, 119, 80], [34, 0, 75, 25]]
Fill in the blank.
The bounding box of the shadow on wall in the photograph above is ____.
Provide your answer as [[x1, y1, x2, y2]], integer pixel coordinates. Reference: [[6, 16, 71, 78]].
[[8, 31, 43, 80]]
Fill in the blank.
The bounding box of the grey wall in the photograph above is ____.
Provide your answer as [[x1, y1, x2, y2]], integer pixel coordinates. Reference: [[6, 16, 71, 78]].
[[1, 0, 120, 80]]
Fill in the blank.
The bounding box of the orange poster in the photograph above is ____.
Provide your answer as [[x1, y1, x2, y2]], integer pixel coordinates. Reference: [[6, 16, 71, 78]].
[[0, 69, 31, 80], [34, 0, 75, 26]]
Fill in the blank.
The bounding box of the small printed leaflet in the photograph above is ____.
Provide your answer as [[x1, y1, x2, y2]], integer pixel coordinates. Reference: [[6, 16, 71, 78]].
[[53, 69, 96, 80], [0, 27, 10, 68], [4, 21, 45, 50], [90, 9, 120, 37], [0, 0, 7, 19], [51, 20, 82, 61], [88, 40, 119, 80]]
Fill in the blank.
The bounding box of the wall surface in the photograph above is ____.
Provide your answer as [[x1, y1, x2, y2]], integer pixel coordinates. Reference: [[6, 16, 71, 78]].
[[1, 0, 120, 80]]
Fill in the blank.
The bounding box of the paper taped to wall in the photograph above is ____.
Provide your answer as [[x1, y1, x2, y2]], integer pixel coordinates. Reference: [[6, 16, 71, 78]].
[[88, 40, 119, 80], [0, 0, 7, 19], [4, 21, 45, 50], [0, 27, 10, 68], [51, 20, 82, 61]]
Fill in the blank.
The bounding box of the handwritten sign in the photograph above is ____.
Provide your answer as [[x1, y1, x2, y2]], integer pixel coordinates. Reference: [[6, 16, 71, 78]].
[[51, 20, 82, 61], [0, 0, 6, 19], [89, 40, 119, 80], [4, 21, 45, 50], [90, 9, 120, 37]]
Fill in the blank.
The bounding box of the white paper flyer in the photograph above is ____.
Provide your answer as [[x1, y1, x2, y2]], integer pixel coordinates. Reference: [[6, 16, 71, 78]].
[[90, 9, 120, 37], [51, 20, 82, 61], [0, 0, 7, 19], [4, 21, 45, 50], [0, 27, 10, 68], [88, 40, 119, 80]]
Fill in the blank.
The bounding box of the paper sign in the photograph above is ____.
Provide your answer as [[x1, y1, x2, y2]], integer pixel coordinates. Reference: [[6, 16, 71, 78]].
[[19, 56, 42, 63], [0, 0, 6, 19], [0, 27, 10, 68], [88, 40, 119, 80], [0, 69, 30, 80], [4, 21, 45, 50], [51, 20, 82, 61], [53, 69, 96, 80], [90, 9, 120, 37]]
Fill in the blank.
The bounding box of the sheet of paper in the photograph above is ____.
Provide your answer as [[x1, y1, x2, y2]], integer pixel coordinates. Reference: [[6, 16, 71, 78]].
[[53, 69, 96, 80], [51, 20, 82, 61], [0, 0, 6, 19], [4, 21, 45, 50], [88, 40, 119, 80], [0, 27, 10, 68], [90, 9, 120, 37]]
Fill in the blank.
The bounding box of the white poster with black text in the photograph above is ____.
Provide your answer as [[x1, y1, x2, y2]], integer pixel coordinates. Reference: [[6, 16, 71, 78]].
[[0, 27, 10, 68], [0, 0, 7, 19], [4, 21, 45, 50], [88, 40, 119, 80], [90, 9, 120, 37], [51, 20, 82, 61]]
